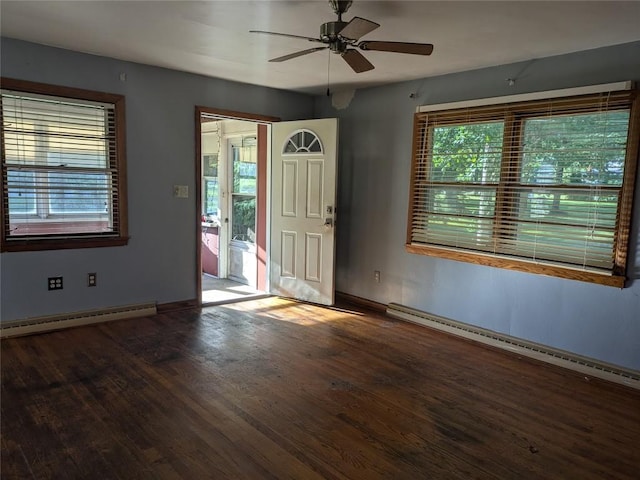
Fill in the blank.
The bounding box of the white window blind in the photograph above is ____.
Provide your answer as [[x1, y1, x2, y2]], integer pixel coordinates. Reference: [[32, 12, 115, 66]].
[[1, 85, 125, 247], [408, 88, 639, 285]]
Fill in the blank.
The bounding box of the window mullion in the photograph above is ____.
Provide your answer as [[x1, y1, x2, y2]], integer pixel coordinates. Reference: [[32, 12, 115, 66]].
[[493, 112, 521, 254]]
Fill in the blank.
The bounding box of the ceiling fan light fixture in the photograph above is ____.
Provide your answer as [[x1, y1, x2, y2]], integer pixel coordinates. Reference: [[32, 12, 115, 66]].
[[329, 42, 347, 54]]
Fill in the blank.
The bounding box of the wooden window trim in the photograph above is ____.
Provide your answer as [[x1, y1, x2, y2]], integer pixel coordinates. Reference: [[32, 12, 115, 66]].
[[615, 93, 640, 275], [1, 77, 129, 252], [405, 244, 625, 288], [406, 88, 640, 287]]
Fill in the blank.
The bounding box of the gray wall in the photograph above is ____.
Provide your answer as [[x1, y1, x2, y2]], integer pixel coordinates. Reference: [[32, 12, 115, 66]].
[[0, 38, 314, 322], [315, 41, 640, 371]]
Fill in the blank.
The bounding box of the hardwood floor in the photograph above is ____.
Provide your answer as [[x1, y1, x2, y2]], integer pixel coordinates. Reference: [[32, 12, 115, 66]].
[[1, 297, 639, 479]]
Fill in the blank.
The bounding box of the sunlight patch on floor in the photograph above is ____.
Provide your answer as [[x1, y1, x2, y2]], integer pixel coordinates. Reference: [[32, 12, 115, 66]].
[[226, 296, 359, 326]]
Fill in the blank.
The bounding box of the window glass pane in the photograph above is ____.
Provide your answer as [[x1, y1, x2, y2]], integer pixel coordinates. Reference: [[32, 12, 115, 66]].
[[232, 145, 256, 194], [7, 170, 36, 214], [204, 179, 219, 217], [428, 186, 496, 217], [431, 121, 504, 183], [506, 224, 615, 269], [508, 187, 617, 267], [3, 98, 108, 169], [414, 186, 496, 249], [308, 137, 321, 152], [48, 171, 110, 214], [516, 188, 618, 228], [203, 154, 218, 177], [287, 132, 303, 152], [284, 140, 297, 153], [45, 152, 111, 215], [231, 195, 256, 243], [521, 111, 630, 186], [414, 216, 495, 251]]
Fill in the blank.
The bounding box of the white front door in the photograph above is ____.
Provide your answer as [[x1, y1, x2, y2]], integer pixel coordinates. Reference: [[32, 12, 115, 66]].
[[270, 118, 338, 305]]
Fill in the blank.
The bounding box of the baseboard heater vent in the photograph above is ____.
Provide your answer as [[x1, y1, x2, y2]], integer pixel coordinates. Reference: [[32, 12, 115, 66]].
[[0, 303, 157, 339], [386, 302, 639, 390]]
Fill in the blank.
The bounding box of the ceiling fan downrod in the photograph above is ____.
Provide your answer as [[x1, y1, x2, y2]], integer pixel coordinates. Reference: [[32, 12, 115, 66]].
[[328, 0, 353, 21]]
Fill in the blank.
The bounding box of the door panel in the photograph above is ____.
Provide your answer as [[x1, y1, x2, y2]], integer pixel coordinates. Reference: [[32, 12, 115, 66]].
[[307, 160, 324, 218], [281, 231, 297, 278], [282, 160, 298, 217], [305, 233, 323, 282], [270, 118, 338, 305]]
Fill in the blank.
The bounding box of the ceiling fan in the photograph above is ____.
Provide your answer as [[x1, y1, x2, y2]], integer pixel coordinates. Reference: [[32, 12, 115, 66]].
[[250, 0, 434, 73]]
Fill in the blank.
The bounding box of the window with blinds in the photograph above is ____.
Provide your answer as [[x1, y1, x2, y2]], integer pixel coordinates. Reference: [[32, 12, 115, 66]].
[[407, 87, 639, 287], [1, 78, 128, 251]]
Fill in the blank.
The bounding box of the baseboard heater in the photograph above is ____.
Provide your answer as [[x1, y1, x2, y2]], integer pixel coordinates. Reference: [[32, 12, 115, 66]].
[[386, 302, 640, 390], [0, 303, 157, 339]]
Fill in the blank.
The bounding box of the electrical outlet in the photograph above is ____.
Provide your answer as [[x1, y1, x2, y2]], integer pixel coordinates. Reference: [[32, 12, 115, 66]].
[[173, 185, 189, 198], [374, 270, 381, 283], [88, 273, 97, 287], [48, 276, 63, 290]]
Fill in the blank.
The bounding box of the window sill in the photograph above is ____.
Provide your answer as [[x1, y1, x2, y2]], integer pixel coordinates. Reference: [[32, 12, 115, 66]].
[[406, 243, 625, 288], [2, 236, 130, 252]]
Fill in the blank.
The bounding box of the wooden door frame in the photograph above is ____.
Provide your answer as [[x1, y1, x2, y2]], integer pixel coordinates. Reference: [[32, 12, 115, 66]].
[[195, 107, 279, 305]]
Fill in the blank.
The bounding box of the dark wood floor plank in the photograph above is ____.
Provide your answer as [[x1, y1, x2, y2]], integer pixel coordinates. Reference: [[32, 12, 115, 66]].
[[2, 297, 639, 479], [94, 314, 329, 480], [200, 302, 637, 478], [202, 305, 551, 479], [194, 309, 500, 479]]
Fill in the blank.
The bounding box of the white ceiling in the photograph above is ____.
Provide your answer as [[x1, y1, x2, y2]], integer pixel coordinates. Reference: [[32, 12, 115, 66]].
[[2, 1, 640, 95]]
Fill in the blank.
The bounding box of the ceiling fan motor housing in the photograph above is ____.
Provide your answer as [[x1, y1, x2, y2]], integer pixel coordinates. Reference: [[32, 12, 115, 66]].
[[321, 21, 349, 49]]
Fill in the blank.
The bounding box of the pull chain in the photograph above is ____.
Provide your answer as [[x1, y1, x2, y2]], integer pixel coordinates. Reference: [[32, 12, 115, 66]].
[[326, 51, 331, 97]]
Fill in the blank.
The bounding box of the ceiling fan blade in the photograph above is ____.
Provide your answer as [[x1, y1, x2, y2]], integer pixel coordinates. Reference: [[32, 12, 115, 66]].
[[359, 41, 434, 56], [250, 30, 322, 43], [341, 49, 374, 73], [338, 16, 380, 40], [269, 47, 327, 63]]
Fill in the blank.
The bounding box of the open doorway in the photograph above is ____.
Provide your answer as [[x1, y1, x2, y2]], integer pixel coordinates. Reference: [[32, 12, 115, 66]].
[[197, 108, 277, 305]]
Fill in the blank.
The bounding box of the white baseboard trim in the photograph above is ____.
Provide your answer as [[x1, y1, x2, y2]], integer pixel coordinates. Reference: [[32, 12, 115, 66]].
[[386, 302, 639, 390], [0, 303, 157, 339]]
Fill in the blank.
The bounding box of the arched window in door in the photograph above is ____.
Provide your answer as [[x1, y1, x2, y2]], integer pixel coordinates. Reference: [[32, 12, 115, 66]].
[[283, 129, 323, 154]]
